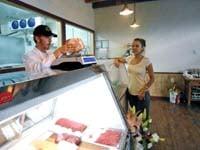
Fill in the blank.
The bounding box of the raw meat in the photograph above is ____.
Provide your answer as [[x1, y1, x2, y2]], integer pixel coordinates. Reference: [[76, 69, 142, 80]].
[[50, 133, 81, 145], [95, 129, 122, 147], [56, 118, 87, 132]]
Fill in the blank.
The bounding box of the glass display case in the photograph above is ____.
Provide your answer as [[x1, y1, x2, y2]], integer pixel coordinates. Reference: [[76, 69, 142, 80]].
[[0, 66, 132, 150], [97, 60, 128, 112]]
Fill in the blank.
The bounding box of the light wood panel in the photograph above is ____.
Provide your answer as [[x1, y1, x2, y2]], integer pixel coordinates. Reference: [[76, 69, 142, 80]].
[[149, 73, 185, 97]]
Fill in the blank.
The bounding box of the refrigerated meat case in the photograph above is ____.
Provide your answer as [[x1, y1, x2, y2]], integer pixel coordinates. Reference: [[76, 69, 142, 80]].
[[0, 66, 134, 150]]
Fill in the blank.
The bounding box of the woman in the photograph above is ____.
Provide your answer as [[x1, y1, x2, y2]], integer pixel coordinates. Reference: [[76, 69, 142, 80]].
[[114, 38, 154, 118]]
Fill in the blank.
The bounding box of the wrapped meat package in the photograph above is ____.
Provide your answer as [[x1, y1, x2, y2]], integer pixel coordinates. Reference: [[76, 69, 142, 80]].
[[55, 118, 87, 132], [66, 38, 85, 53]]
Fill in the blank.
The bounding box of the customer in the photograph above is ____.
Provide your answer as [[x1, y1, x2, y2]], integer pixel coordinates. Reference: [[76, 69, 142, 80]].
[[23, 25, 79, 72], [114, 38, 154, 118]]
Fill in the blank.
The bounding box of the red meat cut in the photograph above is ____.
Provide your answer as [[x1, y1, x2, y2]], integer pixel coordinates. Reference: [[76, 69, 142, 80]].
[[56, 118, 87, 132], [95, 129, 122, 147]]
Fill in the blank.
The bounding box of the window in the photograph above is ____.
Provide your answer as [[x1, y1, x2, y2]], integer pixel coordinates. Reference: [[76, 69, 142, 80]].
[[65, 24, 94, 55], [0, 1, 61, 67], [95, 40, 109, 59]]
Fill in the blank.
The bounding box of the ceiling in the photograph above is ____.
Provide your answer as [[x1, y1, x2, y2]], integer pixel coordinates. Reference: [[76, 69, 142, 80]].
[[85, 0, 158, 8]]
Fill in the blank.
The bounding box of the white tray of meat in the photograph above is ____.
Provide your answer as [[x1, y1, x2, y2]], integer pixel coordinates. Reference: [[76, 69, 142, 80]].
[[49, 124, 82, 138], [82, 128, 122, 149], [81, 127, 106, 142], [95, 129, 122, 148]]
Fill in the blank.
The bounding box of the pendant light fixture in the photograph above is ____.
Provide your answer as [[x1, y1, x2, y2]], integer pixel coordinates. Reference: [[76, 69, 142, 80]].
[[130, 0, 140, 28], [119, 3, 133, 16]]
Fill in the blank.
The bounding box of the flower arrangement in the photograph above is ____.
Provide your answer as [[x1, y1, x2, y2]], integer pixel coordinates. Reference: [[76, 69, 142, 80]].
[[168, 79, 183, 104], [126, 106, 164, 149]]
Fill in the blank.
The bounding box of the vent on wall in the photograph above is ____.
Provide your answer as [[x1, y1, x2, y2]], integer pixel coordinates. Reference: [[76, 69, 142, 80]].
[[9, 17, 42, 31]]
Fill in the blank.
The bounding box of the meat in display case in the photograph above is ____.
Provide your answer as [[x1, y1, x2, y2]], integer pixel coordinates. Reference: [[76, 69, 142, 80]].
[[0, 66, 133, 150]]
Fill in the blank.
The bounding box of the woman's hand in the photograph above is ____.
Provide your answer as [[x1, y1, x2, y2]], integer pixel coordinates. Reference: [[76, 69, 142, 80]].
[[113, 57, 126, 68], [138, 93, 145, 100], [113, 58, 121, 68], [138, 88, 145, 100]]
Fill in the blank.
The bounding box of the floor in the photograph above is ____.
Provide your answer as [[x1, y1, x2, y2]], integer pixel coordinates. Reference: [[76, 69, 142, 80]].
[[150, 99, 200, 150]]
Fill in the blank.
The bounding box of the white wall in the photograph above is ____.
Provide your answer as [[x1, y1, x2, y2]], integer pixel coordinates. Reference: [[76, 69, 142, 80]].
[[95, 0, 200, 72], [20, 0, 95, 30]]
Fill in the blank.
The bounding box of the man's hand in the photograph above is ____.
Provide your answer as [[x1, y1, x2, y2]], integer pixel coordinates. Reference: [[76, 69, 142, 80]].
[[65, 38, 85, 53], [54, 47, 63, 58], [54, 38, 85, 58]]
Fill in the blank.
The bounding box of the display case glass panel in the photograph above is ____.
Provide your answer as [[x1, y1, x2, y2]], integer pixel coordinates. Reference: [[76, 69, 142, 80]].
[[54, 74, 126, 130], [0, 73, 128, 150]]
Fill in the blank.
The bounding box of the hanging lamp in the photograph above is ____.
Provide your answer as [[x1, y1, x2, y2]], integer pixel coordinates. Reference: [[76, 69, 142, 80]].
[[130, 0, 140, 28], [119, 3, 133, 16]]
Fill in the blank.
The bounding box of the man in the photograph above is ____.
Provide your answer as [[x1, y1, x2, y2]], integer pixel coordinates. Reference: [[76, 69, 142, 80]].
[[23, 25, 77, 72]]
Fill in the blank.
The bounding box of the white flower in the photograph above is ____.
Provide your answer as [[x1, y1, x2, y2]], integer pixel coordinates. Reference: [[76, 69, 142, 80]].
[[148, 119, 152, 123], [136, 142, 144, 150], [136, 136, 142, 142], [151, 133, 160, 143], [143, 127, 148, 132], [147, 143, 153, 149]]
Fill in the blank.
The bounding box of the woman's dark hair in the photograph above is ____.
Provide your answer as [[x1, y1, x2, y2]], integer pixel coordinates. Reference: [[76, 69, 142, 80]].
[[134, 38, 146, 47]]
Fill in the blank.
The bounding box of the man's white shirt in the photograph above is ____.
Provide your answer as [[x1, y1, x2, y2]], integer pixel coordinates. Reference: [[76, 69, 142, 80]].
[[23, 47, 56, 72]]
